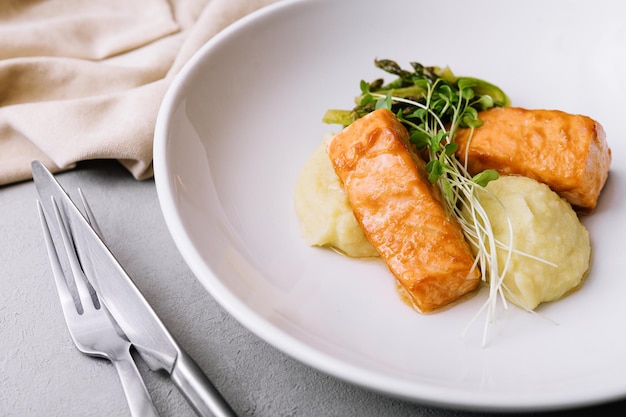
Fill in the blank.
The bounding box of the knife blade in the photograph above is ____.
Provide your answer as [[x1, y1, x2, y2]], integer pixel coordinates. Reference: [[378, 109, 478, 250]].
[[32, 161, 237, 417]]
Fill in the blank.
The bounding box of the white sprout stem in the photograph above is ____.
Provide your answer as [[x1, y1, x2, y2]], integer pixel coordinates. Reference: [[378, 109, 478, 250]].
[[380, 93, 555, 346], [370, 93, 448, 133]]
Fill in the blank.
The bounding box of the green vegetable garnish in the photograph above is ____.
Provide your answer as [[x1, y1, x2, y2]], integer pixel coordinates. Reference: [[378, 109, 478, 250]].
[[323, 59, 522, 346], [323, 59, 508, 205]]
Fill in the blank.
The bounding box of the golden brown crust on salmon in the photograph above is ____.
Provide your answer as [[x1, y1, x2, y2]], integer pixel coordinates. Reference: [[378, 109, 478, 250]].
[[326, 108, 481, 312], [455, 107, 611, 212]]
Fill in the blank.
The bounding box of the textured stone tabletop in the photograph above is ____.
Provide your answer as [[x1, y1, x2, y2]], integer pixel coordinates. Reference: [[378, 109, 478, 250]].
[[1, 160, 624, 416]]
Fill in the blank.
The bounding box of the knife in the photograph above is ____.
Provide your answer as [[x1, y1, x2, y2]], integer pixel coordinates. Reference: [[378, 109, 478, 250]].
[[32, 161, 237, 417]]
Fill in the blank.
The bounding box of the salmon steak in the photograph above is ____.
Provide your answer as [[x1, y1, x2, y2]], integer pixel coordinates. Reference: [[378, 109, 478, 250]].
[[326, 108, 481, 312], [455, 107, 611, 212]]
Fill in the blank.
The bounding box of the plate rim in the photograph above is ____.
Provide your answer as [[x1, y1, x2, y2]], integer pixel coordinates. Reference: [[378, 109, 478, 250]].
[[153, 0, 626, 412]]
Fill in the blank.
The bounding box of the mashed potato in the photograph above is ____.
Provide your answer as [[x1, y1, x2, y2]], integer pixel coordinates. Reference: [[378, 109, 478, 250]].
[[295, 140, 590, 309], [475, 175, 591, 309], [294, 140, 379, 258]]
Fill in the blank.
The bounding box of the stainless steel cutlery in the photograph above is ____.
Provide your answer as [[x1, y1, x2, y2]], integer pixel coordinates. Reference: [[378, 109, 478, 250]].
[[34, 161, 237, 417], [38, 198, 160, 417]]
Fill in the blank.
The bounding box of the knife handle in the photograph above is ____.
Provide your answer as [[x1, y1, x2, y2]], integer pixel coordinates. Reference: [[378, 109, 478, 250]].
[[171, 351, 238, 417]]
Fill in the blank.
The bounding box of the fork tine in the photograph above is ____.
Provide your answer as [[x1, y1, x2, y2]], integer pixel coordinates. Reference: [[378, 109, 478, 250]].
[[50, 195, 99, 313], [37, 201, 78, 317], [77, 189, 109, 312], [77, 188, 103, 238]]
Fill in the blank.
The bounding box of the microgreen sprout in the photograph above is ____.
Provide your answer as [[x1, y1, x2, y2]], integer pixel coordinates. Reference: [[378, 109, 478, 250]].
[[323, 60, 547, 346], [369, 89, 514, 346]]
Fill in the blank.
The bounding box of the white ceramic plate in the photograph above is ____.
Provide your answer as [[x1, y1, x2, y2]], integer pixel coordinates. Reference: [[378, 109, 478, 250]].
[[154, 0, 626, 411]]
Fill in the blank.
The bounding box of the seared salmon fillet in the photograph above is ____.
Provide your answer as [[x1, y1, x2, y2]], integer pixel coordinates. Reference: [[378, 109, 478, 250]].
[[326, 108, 480, 312], [455, 107, 611, 212]]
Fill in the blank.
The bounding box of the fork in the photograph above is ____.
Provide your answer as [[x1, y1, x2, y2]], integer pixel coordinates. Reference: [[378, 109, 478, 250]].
[[38, 197, 160, 417]]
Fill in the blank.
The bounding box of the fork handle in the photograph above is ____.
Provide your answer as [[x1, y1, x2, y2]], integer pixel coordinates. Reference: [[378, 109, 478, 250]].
[[113, 349, 160, 417]]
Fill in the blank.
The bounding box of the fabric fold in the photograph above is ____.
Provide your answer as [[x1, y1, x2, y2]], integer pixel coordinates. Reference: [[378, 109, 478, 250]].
[[0, 0, 280, 186]]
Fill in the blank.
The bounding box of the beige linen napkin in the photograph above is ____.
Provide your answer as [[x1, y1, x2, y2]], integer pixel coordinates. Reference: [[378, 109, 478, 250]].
[[0, 0, 279, 186]]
